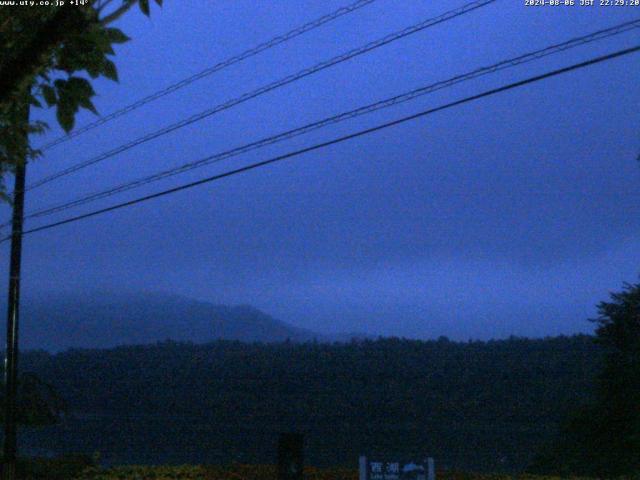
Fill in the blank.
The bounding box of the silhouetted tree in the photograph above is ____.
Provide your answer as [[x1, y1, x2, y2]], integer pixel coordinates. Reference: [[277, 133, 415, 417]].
[[530, 280, 640, 477]]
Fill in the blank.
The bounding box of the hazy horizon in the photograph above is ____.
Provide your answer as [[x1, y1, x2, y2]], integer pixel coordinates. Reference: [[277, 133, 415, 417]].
[[6, 288, 606, 347]]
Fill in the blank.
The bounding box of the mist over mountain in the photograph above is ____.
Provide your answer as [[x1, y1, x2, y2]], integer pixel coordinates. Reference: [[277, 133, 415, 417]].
[[3, 292, 344, 352]]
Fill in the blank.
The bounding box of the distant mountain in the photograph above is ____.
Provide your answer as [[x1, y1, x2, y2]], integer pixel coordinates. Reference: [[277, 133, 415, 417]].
[[2, 292, 333, 351]]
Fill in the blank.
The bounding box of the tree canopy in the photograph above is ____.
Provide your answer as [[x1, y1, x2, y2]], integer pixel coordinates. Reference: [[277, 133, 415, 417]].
[[530, 280, 640, 477], [0, 0, 161, 197]]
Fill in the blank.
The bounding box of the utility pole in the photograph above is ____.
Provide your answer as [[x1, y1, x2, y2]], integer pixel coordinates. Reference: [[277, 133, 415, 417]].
[[2, 97, 29, 480]]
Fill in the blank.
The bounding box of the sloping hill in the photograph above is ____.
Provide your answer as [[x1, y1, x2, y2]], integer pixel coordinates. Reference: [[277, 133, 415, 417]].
[[6, 292, 321, 351]]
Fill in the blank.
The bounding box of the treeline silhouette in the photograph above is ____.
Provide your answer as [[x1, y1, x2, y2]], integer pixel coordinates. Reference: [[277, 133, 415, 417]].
[[18, 335, 601, 472]]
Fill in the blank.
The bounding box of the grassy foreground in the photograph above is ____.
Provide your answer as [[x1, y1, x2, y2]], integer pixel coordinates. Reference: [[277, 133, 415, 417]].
[[10, 459, 611, 480], [70, 465, 600, 480], [75, 465, 354, 480]]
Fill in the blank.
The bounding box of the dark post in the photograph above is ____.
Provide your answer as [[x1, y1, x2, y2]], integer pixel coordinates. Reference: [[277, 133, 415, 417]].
[[2, 99, 29, 480], [277, 433, 304, 480]]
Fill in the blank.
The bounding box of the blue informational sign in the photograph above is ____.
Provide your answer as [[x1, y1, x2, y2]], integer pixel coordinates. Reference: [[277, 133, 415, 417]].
[[359, 457, 434, 480]]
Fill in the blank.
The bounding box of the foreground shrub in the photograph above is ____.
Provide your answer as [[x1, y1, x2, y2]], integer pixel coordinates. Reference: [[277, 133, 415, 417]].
[[3, 455, 95, 480]]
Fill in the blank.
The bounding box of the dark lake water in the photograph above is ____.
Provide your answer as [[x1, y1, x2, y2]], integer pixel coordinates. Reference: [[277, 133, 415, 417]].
[[15, 412, 553, 472]]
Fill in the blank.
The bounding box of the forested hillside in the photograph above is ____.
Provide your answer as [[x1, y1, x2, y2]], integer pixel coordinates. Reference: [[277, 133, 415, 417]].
[[18, 336, 601, 472]]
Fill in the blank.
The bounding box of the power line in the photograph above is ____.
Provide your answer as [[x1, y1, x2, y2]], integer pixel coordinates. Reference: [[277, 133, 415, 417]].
[[4, 45, 637, 243], [37, 0, 379, 151], [23, 0, 497, 192], [15, 18, 640, 224]]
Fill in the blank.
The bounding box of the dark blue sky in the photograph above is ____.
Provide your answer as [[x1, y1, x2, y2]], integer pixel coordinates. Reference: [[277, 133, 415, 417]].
[[2, 1, 639, 340]]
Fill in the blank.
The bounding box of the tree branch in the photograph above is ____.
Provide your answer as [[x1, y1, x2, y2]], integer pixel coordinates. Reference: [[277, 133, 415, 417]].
[[0, 7, 91, 108], [101, 0, 138, 25]]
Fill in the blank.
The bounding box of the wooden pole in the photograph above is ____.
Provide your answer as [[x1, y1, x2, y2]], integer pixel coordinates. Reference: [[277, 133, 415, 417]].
[[2, 96, 29, 480]]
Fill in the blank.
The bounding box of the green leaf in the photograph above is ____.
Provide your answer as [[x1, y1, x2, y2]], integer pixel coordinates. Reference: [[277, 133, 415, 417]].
[[105, 27, 130, 44], [78, 97, 98, 115], [139, 0, 150, 16], [85, 62, 101, 78], [65, 77, 97, 116], [66, 77, 95, 98], [41, 85, 57, 107], [53, 79, 67, 91], [52, 77, 96, 131], [91, 31, 115, 55], [56, 103, 75, 133], [102, 59, 118, 82]]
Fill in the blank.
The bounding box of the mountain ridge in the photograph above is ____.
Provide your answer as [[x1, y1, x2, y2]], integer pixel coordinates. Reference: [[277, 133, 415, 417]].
[[2, 292, 365, 352]]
